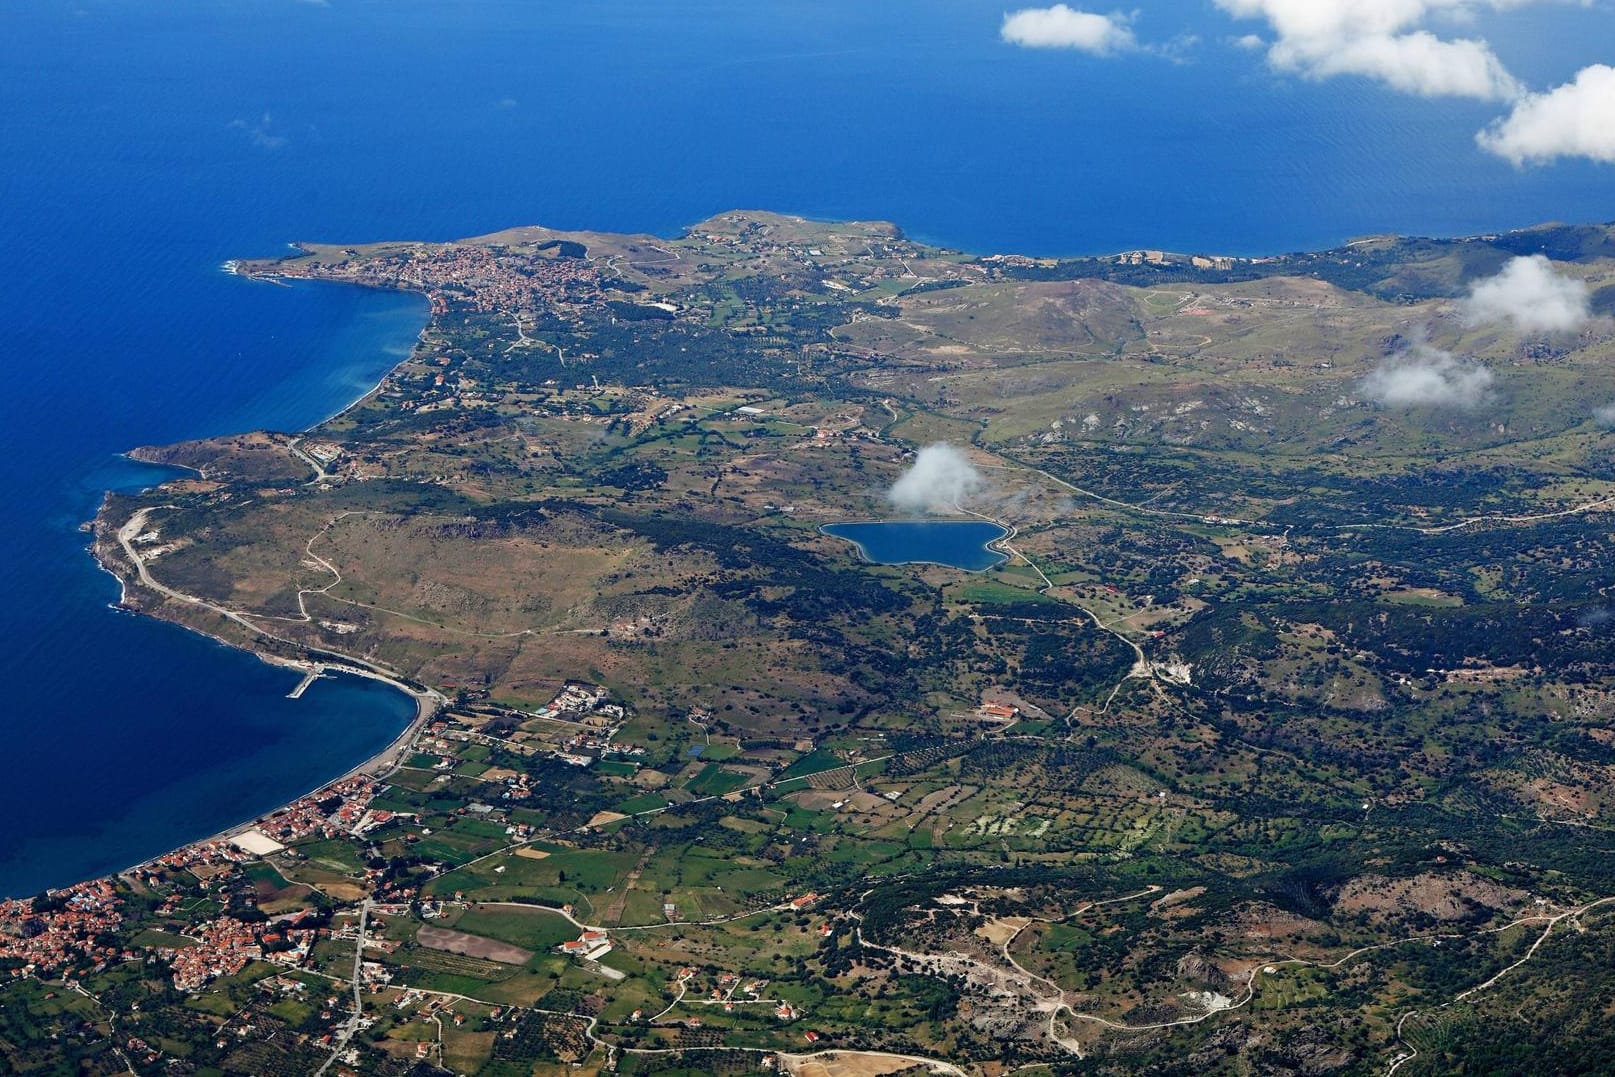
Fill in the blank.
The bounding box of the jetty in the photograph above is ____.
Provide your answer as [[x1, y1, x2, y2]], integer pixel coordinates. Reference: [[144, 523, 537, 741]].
[[287, 665, 325, 699]]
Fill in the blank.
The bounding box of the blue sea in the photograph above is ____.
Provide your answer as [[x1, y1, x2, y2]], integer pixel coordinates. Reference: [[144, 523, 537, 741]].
[[1, 0, 1610, 895]]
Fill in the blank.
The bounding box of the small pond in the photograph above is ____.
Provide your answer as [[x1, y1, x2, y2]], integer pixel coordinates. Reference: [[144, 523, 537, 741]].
[[821, 520, 1009, 572]]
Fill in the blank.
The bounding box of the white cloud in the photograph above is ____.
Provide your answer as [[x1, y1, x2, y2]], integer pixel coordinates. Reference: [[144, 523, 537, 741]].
[[1001, 5, 1136, 54], [1215, 0, 1522, 100], [1232, 33, 1266, 50], [889, 444, 984, 514], [1594, 402, 1615, 426], [1463, 255, 1592, 333], [1477, 64, 1615, 165], [1361, 343, 1495, 408], [1300, 30, 1520, 99], [1218, 0, 1489, 41]]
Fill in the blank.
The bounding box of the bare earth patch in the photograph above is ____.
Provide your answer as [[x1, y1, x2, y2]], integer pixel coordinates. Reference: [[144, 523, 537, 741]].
[[975, 917, 1031, 947], [1332, 871, 1533, 924], [784, 1051, 940, 1077], [415, 926, 534, 965]]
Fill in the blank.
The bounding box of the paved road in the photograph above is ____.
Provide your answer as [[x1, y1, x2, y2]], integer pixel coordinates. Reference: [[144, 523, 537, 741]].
[[314, 899, 372, 1077]]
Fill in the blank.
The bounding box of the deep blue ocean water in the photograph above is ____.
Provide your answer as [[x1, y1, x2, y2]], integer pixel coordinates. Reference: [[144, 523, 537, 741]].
[[1, 0, 1610, 895], [823, 522, 1010, 572]]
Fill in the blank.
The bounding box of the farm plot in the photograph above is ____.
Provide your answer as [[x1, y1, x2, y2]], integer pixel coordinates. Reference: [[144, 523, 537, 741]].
[[416, 926, 534, 966]]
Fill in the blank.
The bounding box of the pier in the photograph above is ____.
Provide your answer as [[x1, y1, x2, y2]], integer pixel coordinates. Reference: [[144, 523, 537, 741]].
[[287, 666, 326, 699]]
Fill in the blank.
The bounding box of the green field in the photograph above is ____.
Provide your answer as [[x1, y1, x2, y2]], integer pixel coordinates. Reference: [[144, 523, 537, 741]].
[[451, 905, 579, 952], [684, 763, 751, 797]]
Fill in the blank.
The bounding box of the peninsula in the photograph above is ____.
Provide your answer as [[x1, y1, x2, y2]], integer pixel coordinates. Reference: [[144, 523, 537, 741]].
[[10, 212, 1615, 1075]]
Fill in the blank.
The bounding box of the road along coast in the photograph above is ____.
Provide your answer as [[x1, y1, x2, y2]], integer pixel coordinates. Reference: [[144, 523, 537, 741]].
[[98, 503, 444, 882], [86, 273, 444, 892]]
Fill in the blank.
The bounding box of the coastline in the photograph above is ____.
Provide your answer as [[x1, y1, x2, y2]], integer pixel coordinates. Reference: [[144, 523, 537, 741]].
[[222, 258, 434, 428], [82, 265, 443, 898], [319, 286, 432, 428], [116, 668, 439, 885]]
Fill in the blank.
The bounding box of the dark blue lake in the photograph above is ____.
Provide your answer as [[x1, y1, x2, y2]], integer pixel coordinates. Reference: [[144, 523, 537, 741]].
[[4, 0, 1612, 895], [823, 522, 1009, 572]]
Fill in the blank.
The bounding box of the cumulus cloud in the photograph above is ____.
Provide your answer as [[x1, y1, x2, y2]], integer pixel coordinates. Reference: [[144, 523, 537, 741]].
[[1477, 64, 1615, 165], [1001, 5, 1136, 54], [889, 444, 984, 514], [1462, 255, 1592, 333], [1361, 343, 1494, 408], [1215, 0, 1522, 100], [1305, 30, 1520, 99]]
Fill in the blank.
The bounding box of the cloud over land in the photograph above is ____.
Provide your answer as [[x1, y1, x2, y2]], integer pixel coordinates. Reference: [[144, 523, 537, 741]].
[[889, 444, 984, 514], [1463, 255, 1592, 334], [1361, 343, 1494, 409]]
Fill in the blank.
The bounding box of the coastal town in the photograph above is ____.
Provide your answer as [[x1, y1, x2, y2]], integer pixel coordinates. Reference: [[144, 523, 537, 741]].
[[0, 673, 928, 1074], [262, 237, 611, 323]]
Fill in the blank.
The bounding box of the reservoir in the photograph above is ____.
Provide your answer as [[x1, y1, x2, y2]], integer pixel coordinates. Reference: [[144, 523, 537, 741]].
[[822, 521, 1009, 572]]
